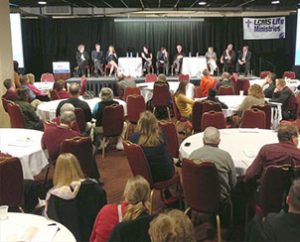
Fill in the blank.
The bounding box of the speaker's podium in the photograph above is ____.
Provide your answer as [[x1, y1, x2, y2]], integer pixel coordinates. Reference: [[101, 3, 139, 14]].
[[53, 61, 71, 80]]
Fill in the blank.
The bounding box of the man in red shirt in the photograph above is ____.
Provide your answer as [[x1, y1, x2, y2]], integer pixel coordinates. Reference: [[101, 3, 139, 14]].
[[200, 69, 216, 97], [245, 125, 300, 183], [2, 78, 17, 101]]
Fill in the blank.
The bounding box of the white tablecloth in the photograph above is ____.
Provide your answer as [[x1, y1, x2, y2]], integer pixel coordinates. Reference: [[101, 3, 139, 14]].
[[0, 213, 75, 242], [37, 97, 127, 121], [0, 129, 48, 180], [179, 128, 278, 175], [181, 57, 207, 78], [250, 79, 300, 92], [33, 82, 54, 93], [118, 57, 143, 78], [136, 82, 194, 103]]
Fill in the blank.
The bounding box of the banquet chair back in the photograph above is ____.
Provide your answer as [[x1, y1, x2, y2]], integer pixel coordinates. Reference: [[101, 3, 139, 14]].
[[152, 84, 171, 119], [240, 109, 266, 129], [236, 79, 250, 95], [218, 86, 235, 95], [252, 104, 272, 129], [79, 75, 87, 95], [1, 97, 13, 113], [0, 155, 24, 210], [202, 101, 222, 113], [145, 74, 157, 82], [230, 73, 239, 84], [182, 159, 222, 242], [192, 101, 204, 133], [127, 95, 146, 124], [43, 121, 57, 131], [7, 102, 26, 128], [260, 71, 270, 79], [178, 74, 190, 82], [74, 108, 86, 133], [50, 89, 60, 100], [60, 136, 93, 177], [159, 121, 179, 159], [283, 71, 296, 79], [40, 73, 55, 82], [194, 86, 202, 98], [201, 111, 226, 131], [124, 87, 141, 101]]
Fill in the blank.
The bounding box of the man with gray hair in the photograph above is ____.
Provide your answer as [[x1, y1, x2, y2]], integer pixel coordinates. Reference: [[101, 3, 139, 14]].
[[189, 126, 237, 201]]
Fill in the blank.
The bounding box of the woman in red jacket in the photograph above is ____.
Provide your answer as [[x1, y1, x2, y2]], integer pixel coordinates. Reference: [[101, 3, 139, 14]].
[[90, 175, 150, 242]]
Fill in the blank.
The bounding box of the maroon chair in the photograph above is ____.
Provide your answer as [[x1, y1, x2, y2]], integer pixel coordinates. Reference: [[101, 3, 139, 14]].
[[192, 101, 204, 133], [260, 71, 270, 79], [202, 101, 222, 113], [159, 121, 179, 159], [74, 108, 86, 133], [123, 141, 181, 214], [218, 86, 235, 95], [194, 86, 202, 98], [152, 84, 171, 119], [6, 102, 26, 128], [43, 121, 57, 131], [240, 109, 266, 129], [252, 104, 272, 129], [283, 71, 296, 79], [145, 74, 157, 82], [0, 155, 24, 211], [41, 72, 55, 82], [201, 111, 226, 131], [1, 98, 13, 113], [236, 79, 250, 95], [101, 104, 124, 157], [80, 75, 87, 95], [124, 87, 141, 101], [182, 159, 222, 242], [178, 74, 190, 82], [50, 89, 60, 100]]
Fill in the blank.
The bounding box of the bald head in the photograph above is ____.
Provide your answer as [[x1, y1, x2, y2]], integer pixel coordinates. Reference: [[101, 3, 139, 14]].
[[203, 127, 220, 145], [69, 83, 80, 97]]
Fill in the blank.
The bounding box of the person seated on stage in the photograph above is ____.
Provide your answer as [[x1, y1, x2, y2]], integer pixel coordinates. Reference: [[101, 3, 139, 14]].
[[42, 111, 80, 163], [200, 69, 217, 97], [15, 88, 43, 131], [189, 127, 237, 201], [216, 72, 233, 90], [245, 179, 300, 242], [172, 44, 185, 75], [270, 79, 297, 120], [117, 74, 136, 100], [93, 87, 127, 150], [205, 46, 218, 75], [236, 45, 252, 76], [27, 73, 50, 101], [237, 84, 265, 115], [130, 111, 175, 183], [13, 60, 21, 88], [53, 79, 70, 99], [90, 175, 150, 242], [205, 88, 228, 109], [91, 43, 104, 76], [106, 45, 118, 77], [174, 80, 195, 119], [262, 72, 276, 98], [245, 124, 300, 183], [148, 210, 195, 242], [56, 83, 92, 122], [141, 46, 153, 74], [220, 43, 236, 74], [156, 47, 169, 75], [2, 78, 17, 101], [76, 44, 89, 77]]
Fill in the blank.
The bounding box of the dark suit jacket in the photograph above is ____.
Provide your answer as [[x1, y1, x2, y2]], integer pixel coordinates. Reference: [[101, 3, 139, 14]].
[[237, 50, 252, 64], [76, 51, 89, 65], [91, 50, 104, 63]]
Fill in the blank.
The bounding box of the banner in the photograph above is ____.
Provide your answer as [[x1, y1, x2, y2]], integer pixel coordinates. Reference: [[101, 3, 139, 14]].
[[243, 17, 285, 40]]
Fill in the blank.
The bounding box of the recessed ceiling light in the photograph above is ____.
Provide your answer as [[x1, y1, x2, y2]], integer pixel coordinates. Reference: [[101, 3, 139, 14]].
[[198, 1, 207, 6], [38, 1, 47, 5], [271, 0, 280, 4]]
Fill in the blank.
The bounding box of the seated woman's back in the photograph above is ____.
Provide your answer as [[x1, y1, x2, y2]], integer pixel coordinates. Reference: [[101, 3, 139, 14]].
[[174, 81, 195, 119]]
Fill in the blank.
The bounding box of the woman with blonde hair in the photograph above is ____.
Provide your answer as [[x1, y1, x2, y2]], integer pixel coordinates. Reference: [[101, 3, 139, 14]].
[[129, 111, 175, 182], [90, 175, 150, 242], [174, 80, 195, 119], [106, 45, 118, 76], [26, 73, 50, 101]]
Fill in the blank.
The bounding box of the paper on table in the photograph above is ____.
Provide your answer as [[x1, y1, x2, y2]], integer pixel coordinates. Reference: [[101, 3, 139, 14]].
[[31, 224, 59, 242], [7, 137, 33, 147]]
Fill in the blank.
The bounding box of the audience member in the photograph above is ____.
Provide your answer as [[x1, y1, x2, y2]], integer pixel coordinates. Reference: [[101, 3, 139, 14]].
[[262, 72, 276, 98], [2, 78, 17, 101], [200, 69, 217, 97], [216, 72, 233, 90], [245, 125, 300, 182], [117, 74, 136, 100], [90, 175, 150, 242], [27, 73, 50, 101], [148, 213, 176, 242], [52, 103, 80, 132], [246, 179, 300, 242], [42, 111, 80, 162], [205, 88, 228, 109], [19, 75, 37, 102], [174, 80, 195, 119], [130, 111, 175, 183], [53, 79, 70, 99], [189, 127, 237, 201], [270, 79, 297, 120], [15, 88, 43, 130], [56, 83, 92, 122]]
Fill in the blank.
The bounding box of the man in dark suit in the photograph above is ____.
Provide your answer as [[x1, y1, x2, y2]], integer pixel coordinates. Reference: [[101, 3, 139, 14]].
[[220, 43, 236, 74], [236, 45, 252, 76], [156, 47, 169, 75], [245, 179, 300, 242], [91, 43, 104, 76], [76, 44, 89, 76]]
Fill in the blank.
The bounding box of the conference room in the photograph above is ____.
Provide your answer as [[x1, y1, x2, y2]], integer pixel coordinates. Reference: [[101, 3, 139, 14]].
[[1, 0, 300, 241]]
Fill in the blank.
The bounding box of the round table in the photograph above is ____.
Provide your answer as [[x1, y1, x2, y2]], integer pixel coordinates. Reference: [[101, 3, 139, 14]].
[[250, 78, 300, 92], [179, 128, 279, 175], [37, 96, 127, 121], [136, 82, 194, 103], [0, 212, 75, 242], [33, 82, 54, 93], [0, 128, 48, 180]]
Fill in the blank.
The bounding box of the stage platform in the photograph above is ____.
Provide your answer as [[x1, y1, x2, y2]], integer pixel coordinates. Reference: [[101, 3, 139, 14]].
[[66, 75, 258, 95]]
